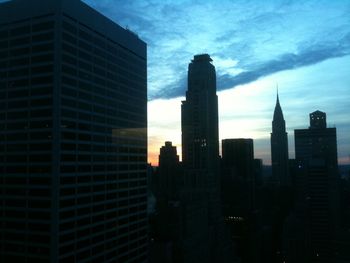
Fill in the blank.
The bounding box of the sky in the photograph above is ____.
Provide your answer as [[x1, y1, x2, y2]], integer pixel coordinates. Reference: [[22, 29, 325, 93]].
[[79, 0, 350, 166], [1, 0, 347, 166]]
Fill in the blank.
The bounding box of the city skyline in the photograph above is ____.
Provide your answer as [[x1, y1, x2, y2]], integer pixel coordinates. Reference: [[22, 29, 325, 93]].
[[77, 0, 350, 166], [1, 1, 349, 262], [2, 0, 348, 165]]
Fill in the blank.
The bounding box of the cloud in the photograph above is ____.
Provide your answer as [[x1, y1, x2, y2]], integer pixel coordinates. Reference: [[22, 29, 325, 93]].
[[81, 0, 350, 102], [151, 37, 350, 100]]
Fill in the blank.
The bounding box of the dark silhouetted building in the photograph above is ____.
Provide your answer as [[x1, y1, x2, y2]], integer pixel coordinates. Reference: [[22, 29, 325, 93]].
[[181, 54, 233, 263], [158, 141, 181, 199], [182, 54, 219, 179], [287, 110, 339, 263], [271, 91, 289, 185], [254, 159, 263, 187], [221, 138, 257, 263], [221, 138, 255, 213], [149, 142, 183, 263], [0, 0, 147, 262]]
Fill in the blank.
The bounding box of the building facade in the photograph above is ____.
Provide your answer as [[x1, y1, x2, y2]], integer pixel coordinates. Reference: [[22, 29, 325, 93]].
[[292, 110, 339, 263], [221, 138, 255, 213], [221, 139, 256, 263], [0, 0, 148, 262], [158, 141, 181, 199]]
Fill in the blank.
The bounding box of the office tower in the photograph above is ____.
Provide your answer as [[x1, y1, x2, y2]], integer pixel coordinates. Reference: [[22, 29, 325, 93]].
[[295, 111, 337, 165], [0, 0, 147, 262], [149, 142, 183, 263], [221, 138, 255, 212], [293, 110, 338, 263], [181, 54, 232, 263], [221, 139, 256, 263], [182, 54, 219, 174], [270, 91, 289, 185], [158, 141, 181, 199]]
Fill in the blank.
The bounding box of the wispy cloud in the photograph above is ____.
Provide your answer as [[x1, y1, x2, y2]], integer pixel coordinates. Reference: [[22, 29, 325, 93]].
[[83, 0, 350, 100], [150, 38, 350, 99], [80, 0, 350, 165]]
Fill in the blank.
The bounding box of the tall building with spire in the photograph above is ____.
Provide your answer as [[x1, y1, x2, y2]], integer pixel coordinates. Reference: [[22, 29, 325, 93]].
[[270, 90, 289, 185]]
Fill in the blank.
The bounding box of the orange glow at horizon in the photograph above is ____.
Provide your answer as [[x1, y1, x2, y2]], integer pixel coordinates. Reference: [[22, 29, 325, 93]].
[[148, 151, 159, 166]]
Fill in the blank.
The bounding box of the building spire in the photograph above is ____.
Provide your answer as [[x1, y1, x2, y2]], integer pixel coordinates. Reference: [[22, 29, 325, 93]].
[[276, 83, 280, 105], [273, 85, 283, 122], [271, 84, 289, 185]]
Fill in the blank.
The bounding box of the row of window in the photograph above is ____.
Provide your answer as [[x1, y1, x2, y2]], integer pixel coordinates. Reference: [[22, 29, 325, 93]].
[[0, 176, 51, 185], [61, 85, 145, 115], [1, 208, 51, 219], [61, 120, 133, 135], [59, 182, 146, 196], [61, 27, 146, 86], [60, 164, 146, 173], [0, 108, 51, 118], [61, 65, 146, 102], [61, 57, 145, 96], [58, 222, 147, 249], [1, 221, 50, 232], [0, 55, 53, 71], [59, 203, 146, 221], [60, 154, 145, 162], [0, 119, 51, 128], [2, 99, 52, 110], [62, 19, 145, 70], [0, 43, 53, 63], [0, 21, 54, 39], [0, 242, 50, 258], [58, 236, 147, 262], [60, 172, 147, 184], [0, 154, 51, 163], [61, 108, 144, 129], [0, 31, 54, 50], [62, 73, 145, 99], [0, 65, 53, 78], [61, 38, 145, 81]]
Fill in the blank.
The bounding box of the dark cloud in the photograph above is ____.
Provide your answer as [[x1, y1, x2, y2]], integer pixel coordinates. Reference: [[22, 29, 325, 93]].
[[150, 35, 350, 100], [81, 1, 350, 102], [149, 75, 187, 100]]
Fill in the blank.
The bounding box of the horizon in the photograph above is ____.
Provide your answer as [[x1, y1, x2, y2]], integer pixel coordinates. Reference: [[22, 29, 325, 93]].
[[80, 0, 350, 167], [1, 0, 347, 166], [1, 1, 349, 262]]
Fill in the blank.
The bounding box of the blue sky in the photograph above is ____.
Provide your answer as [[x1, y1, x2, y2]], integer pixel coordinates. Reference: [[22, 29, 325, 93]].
[[0, 0, 348, 164], [81, 0, 350, 165]]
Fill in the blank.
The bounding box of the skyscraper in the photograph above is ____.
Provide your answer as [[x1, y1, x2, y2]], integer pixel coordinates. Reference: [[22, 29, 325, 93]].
[[158, 141, 181, 199], [149, 142, 183, 263], [271, 91, 289, 185], [0, 0, 147, 262], [221, 139, 256, 263], [182, 54, 219, 174], [293, 110, 338, 263], [221, 138, 255, 212], [181, 54, 232, 263]]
